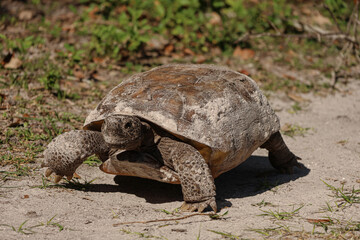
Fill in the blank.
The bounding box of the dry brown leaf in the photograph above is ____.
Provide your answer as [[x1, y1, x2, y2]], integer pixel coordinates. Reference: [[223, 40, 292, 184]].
[[19, 10, 34, 20], [195, 55, 206, 64], [8, 118, 22, 128], [281, 123, 292, 132], [164, 44, 174, 56], [170, 53, 183, 59], [283, 74, 296, 80], [115, 5, 127, 14], [89, 6, 100, 20], [62, 23, 75, 33], [4, 56, 22, 69], [73, 65, 85, 80], [146, 35, 168, 51], [1, 53, 12, 66], [0, 93, 6, 100], [287, 50, 297, 57], [233, 46, 255, 60], [184, 48, 195, 56], [336, 140, 348, 146], [238, 69, 250, 76], [93, 57, 105, 64], [211, 47, 222, 57], [307, 219, 331, 223], [287, 93, 307, 102], [209, 12, 222, 25], [90, 70, 106, 81], [311, 14, 331, 26]]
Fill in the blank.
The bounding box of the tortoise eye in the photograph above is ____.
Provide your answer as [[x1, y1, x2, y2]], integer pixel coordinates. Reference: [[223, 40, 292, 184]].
[[124, 121, 132, 129]]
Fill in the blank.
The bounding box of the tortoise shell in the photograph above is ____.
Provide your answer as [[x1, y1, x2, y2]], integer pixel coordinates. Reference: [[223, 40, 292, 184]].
[[84, 64, 280, 178]]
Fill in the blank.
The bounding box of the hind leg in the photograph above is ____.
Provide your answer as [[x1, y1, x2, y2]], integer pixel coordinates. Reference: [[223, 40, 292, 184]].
[[261, 131, 301, 174]]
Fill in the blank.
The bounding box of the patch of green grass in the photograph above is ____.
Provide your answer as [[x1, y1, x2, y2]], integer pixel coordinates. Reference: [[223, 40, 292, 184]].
[[15, 122, 49, 141], [38, 68, 64, 98], [263, 77, 315, 93], [281, 123, 310, 137], [83, 155, 102, 166], [0, 216, 64, 235], [251, 199, 276, 208], [1, 35, 45, 54], [309, 216, 360, 237], [323, 201, 334, 213], [196, 224, 201, 240], [0, 220, 34, 235], [249, 224, 291, 237], [7, 72, 29, 89], [0, 160, 31, 180], [120, 62, 144, 74], [155, 209, 173, 215], [209, 210, 229, 220], [310, 217, 335, 234], [322, 180, 360, 206], [64, 178, 97, 191], [120, 229, 167, 239], [208, 229, 240, 239], [259, 205, 303, 220], [41, 215, 64, 232], [31, 176, 62, 189], [288, 102, 302, 114]]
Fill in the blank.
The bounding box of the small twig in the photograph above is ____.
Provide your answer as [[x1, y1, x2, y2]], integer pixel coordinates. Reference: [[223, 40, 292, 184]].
[[266, 19, 281, 34], [323, 3, 343, 33], [113, 213, 212, 226], [353, 2, 359, 43], [346, 1, 359, 35]]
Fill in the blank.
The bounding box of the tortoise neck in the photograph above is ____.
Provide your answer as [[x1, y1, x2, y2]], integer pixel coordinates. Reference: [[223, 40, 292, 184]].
[[140, 122, 157, 147]]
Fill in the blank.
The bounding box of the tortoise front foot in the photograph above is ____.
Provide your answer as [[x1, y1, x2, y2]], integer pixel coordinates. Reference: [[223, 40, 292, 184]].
[[180, 197, 217, 213], [43, 167, 80, 183], [42, 130, 109, 183]]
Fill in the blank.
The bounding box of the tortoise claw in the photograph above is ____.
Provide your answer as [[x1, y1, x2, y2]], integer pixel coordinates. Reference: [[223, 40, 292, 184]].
[[44, 167, 80, 182], [197, 202, 207, 213], [54, 175, 63, 183], [45, 168, 53, 177], [209, 198, 217, 213], [180, 202, 191, 211], [180, 197, 217, 213], [73, 172, 81, 179]]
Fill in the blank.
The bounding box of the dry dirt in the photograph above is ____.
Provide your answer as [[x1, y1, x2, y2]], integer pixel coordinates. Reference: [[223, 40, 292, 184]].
[[0, 81, 359, 239]]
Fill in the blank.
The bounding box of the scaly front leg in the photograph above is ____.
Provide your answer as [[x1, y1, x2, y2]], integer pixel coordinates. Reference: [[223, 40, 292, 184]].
[[157, 137, 217, 213], [42, 130, 110, 182]]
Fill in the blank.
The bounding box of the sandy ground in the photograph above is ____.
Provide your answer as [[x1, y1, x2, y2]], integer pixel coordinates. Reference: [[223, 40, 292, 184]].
[[0, 80, 359, 240]]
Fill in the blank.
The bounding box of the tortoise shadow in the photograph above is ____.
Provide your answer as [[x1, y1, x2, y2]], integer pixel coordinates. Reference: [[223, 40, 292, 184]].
[[214, 156, 310, 200], [67, 155, 310, 209]]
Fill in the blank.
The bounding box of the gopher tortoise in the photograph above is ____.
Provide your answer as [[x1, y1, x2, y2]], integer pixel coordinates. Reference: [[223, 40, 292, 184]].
[[43, 64, 301, 212]]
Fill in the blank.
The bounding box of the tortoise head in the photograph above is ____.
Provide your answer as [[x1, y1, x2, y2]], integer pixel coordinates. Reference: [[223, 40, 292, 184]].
[[101, 115, 143, 150]]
